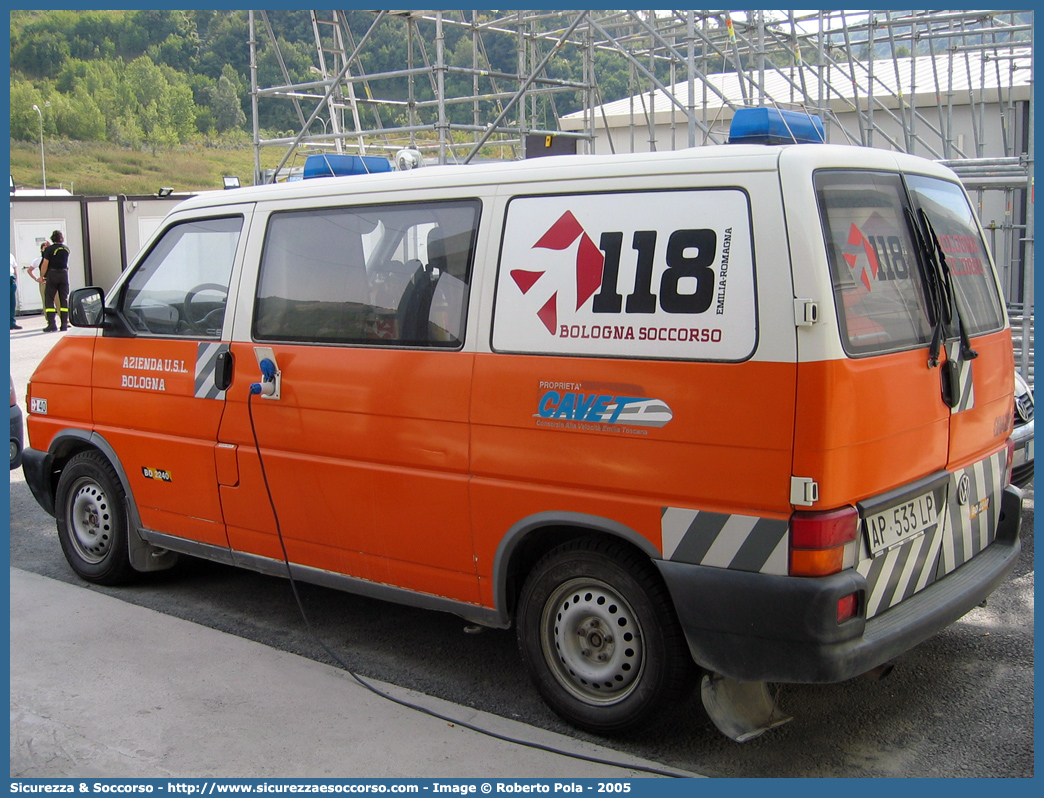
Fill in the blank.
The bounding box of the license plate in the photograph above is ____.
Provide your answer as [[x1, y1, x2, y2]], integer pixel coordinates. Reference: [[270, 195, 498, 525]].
[[865, 491, 938, 556]]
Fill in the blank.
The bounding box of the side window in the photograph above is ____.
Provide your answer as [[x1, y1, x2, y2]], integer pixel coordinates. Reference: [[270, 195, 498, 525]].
[[120, 216, 242, 338], [254, 200, 479, 347]]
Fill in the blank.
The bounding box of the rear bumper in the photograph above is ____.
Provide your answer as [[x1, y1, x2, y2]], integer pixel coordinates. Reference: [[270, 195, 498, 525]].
[[21, 447, 56, 516], [656, 484, 1023, 683]]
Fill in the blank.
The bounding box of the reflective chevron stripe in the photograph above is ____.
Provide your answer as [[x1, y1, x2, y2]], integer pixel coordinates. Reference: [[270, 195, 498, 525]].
[[663, 449, 1007, 615], [661, 507, 789, 575], [859, 525, 943, 618], [948, 341, 975, 414], [857, 448, 1006, 618], [939, 448, 1005, 575], [194, 341, 229, 399]]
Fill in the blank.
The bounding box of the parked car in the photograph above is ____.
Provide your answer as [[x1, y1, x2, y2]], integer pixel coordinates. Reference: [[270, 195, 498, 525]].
[[10, 375, 23, 469], [1011, 369, 1034, 488]]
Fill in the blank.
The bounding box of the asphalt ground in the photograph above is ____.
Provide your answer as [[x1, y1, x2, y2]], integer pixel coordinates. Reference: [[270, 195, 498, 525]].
[[11, 566, 697, 778], [7, 323, 1036, 778]]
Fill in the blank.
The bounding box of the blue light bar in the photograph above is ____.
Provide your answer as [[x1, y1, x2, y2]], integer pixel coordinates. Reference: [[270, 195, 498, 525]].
[[303, 154, 393, 179], [728, 108, 825, 145]]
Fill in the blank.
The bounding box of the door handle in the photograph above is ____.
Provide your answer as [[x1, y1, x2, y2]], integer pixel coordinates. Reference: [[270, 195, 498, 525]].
[[215, 349, 234, 392]]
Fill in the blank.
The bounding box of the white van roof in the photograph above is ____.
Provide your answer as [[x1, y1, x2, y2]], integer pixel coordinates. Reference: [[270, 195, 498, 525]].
[[173, 143, 958, 213]]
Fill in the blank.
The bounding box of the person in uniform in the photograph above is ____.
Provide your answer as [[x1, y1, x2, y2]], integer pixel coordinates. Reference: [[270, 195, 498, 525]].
[[39, 230, 71, 332]]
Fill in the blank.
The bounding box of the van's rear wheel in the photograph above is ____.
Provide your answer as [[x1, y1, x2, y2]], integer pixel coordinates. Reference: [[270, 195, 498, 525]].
[[516, 537, 696, 734], [55, 451, 135, 585]]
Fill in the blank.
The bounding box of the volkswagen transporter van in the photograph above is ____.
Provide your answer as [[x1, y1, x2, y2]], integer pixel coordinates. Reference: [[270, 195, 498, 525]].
[[22, 111, 1023, 740]]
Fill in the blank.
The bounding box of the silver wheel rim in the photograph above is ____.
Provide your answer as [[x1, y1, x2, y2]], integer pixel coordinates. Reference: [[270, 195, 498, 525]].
[[66, 476, 115, 564], [540, 577, 645, 706]]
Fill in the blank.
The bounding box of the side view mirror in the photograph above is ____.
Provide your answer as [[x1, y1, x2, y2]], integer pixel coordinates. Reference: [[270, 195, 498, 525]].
[[68, 287, 106, 328]]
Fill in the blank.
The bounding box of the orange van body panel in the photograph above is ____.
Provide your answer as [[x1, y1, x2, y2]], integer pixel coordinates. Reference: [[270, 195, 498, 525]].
[[468, 353, 798, 601], [793, 330, 1015, 509], [217, 343, 481, 603], [214, 444, 239, 487], [90, 338, 229, 547], [25, 337, 95, 452], [793, 349, 950, 508], [946, 330, 1015, 470], [470, 480, 683, 608]]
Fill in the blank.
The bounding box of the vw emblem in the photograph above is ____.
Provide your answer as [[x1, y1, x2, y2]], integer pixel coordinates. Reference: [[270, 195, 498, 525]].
[[957, 474, 971, 506], [1015, 393, 1033, 423]]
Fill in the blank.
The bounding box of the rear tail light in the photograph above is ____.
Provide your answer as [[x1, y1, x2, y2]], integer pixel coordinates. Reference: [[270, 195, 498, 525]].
[[790, 505, 859, 577]]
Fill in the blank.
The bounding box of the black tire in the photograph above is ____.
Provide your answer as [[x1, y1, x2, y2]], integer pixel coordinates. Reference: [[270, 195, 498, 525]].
[[55, 450, 136, 585], [516, 536, 696, 734]]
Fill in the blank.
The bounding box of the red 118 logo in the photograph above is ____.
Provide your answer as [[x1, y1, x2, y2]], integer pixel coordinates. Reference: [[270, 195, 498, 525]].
[[510, 210, 717, 334]]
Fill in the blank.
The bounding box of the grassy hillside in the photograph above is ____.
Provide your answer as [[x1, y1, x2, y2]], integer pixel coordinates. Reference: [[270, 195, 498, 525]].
[[10, 139, 289, 196]]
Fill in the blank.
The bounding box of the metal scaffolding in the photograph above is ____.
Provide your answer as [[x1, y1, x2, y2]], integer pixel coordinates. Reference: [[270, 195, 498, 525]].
[[249, 10, 1033, 378]]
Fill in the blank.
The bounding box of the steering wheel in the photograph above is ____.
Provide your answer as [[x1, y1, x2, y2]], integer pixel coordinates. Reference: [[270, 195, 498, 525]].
[[183, 283, 229, 331]]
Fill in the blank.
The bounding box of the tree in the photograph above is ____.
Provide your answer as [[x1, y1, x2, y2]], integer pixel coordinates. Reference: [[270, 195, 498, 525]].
[[209, 65, 247, 133], [119, 56, 197, 151], [147, 32, 201, 74], [70, 11, 121, 60], [11, 34, 71, 79], [254, 36, 316, 133], [120, 10, 196, 59], [195, 11, 249, 82], [8, 79, 48, 142], [60, 59, 121, 125], [52, 87, 106, 141], [164, 80, 198, 144]]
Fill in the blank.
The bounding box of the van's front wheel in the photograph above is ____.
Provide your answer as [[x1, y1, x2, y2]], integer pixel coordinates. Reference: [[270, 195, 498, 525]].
[[55, 451, 135, 585], [516, 538, 695, 734]]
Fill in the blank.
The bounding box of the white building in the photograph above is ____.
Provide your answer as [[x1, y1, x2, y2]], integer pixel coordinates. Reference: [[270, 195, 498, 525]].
[[559, 48, 1032, 162]]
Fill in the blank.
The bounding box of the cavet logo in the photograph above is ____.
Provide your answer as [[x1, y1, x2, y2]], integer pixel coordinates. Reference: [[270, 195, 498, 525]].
[[510, 210, 718, 334], [535, 381, 673, 429]]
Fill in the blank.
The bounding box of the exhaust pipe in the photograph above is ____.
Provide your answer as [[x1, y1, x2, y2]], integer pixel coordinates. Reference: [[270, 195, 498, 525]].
[[861, 662, 896, 681]]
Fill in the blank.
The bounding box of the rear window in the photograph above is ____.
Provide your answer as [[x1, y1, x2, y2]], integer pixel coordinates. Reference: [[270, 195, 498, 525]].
[[816, 171, 934, 355], [816, 170, 1004, 357], [904, 175, 1004, 337]]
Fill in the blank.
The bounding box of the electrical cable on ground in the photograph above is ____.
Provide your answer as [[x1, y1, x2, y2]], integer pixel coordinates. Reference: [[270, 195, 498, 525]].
[[247, 391, 685, 779]]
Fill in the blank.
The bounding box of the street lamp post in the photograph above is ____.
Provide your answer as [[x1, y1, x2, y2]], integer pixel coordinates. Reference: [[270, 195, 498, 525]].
[[31, 101, 50, 192]]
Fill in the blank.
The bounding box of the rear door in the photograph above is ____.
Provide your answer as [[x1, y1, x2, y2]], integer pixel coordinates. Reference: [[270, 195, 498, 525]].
[[904, 174, 1012, 578], [799, 169, 950, 507], [904, 174, 1012, 463], [93, 207, 251, 547], [796, 168, 951, 619]]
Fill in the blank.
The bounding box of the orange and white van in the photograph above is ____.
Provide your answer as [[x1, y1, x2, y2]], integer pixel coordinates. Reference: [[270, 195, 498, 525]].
[[22, 111, 1023, 740]]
